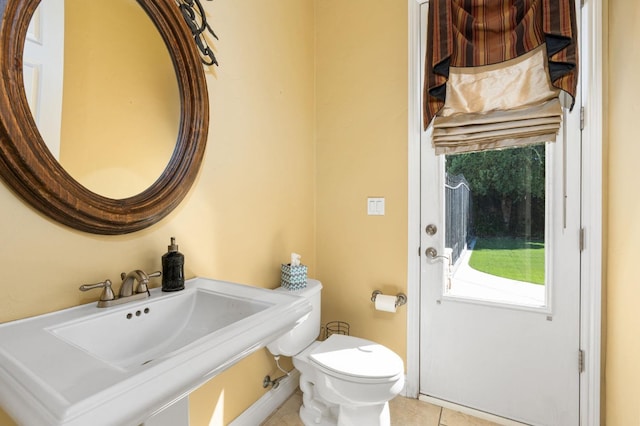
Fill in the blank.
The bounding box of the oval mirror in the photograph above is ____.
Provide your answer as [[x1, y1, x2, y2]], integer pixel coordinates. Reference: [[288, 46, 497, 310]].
[[0, 0, 208, 234]]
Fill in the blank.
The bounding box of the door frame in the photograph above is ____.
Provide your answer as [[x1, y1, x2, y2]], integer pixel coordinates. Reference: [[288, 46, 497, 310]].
[[405, 1, 604, 424]]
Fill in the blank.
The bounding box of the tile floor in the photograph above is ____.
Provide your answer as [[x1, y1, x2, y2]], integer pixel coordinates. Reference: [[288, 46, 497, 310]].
[[261, 390, 500, 426]]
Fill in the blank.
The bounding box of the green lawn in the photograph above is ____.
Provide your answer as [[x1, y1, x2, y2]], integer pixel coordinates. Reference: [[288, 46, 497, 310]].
[[468, 237, 545, 285]]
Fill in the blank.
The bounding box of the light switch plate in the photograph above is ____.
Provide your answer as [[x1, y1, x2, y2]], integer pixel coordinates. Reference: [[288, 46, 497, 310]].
[[367, 197, 385, 216]]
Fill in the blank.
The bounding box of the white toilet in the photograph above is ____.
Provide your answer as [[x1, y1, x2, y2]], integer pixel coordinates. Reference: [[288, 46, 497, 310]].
[[267, 279, 405, 426]]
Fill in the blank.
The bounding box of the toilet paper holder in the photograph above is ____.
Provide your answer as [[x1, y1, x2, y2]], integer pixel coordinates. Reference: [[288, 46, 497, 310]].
[[371, 290, 407, 308]]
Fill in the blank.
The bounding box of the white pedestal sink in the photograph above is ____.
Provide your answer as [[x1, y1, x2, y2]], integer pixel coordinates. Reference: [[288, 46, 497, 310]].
[[0, 277, 311, 426]]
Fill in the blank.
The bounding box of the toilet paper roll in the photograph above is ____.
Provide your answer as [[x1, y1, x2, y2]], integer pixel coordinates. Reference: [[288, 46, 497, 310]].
[[374, 294, 397, 313]]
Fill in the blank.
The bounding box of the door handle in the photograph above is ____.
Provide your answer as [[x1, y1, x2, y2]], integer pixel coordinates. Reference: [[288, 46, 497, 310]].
[[425, 247, 447, 260]]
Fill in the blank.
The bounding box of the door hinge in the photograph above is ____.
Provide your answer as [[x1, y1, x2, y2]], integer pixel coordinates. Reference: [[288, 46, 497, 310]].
[[418, 246, 421, 256], [579, 349, 585, 373], [580, 106, 585, 130], [579, 228, 586, 252]]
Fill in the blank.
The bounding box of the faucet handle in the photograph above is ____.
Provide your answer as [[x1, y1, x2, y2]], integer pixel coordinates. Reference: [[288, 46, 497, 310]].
[[136, 270, 162, 294], [79, 279, 115, 302]]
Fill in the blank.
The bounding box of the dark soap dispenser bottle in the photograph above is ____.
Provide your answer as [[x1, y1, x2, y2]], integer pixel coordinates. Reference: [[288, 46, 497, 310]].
[[162, 237, 185, 292]]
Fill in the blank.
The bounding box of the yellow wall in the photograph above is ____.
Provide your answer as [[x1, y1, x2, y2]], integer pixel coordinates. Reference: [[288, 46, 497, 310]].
[[0, 0, 315, 425], [60, 0, 179, 198], [607, 0, 639, 424], [315, 0, 408, 361]]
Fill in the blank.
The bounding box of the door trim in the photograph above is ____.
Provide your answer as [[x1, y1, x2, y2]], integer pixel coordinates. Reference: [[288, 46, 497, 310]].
[[577, 0, 605, 423], [405, 1, 604, 424], [405, 0, 425, 401]]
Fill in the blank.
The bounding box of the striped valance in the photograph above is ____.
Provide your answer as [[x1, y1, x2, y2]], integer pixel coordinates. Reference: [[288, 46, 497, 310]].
[[423, 0, 578, 154]]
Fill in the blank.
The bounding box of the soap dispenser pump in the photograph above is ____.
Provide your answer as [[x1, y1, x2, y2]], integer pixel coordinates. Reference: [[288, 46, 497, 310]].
[[162, 237, 185, 292]]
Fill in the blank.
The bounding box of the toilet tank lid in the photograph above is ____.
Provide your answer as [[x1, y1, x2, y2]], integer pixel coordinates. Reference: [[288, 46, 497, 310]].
[[274, 279, 322, 295], [309, 334, 404, 380]]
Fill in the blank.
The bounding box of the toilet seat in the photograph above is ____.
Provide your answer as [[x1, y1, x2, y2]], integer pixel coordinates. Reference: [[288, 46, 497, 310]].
[[309, 334, 403, 382]]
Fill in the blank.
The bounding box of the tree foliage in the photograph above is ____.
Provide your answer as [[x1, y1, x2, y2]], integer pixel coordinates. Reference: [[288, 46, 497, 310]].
[[446, 145, 545, 199], [446, 145, 546, 237]]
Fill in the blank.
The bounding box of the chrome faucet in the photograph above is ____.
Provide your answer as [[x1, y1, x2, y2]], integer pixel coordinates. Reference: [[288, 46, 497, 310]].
[[80, 270, 161, 308]]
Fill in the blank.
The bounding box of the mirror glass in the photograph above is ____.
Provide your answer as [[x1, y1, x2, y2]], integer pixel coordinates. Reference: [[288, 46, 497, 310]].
[[23, 0, 180, 199]]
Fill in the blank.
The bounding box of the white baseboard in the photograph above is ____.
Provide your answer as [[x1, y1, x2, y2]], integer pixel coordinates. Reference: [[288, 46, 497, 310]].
[[400, 375, 410, 398], [229, 370, 300, 426]]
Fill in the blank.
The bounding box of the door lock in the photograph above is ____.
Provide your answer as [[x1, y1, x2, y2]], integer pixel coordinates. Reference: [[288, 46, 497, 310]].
[[425, 224, 438, 236]]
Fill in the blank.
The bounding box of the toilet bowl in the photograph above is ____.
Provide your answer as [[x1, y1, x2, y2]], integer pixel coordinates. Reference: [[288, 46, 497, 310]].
[[267, 280, 404, 426]]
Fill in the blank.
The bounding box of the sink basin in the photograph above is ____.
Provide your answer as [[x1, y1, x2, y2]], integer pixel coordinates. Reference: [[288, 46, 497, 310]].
[[51, 287, 273, 371], [0, 277, 311, 426]]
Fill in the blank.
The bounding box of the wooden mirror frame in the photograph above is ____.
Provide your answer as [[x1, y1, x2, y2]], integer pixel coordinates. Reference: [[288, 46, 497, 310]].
[[0, 0, 208, 234]]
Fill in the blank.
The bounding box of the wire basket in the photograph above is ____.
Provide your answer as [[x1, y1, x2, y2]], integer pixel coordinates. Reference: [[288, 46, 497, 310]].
[[325, 321, 350, 339]]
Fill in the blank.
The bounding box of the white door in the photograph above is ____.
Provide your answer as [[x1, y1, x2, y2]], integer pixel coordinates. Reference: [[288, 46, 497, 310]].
[[418, 2, 582, 425], [23, 0, 65, 160]]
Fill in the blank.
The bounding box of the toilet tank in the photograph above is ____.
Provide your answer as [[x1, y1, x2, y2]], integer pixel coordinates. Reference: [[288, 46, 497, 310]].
[[267, 279, 322, 356]]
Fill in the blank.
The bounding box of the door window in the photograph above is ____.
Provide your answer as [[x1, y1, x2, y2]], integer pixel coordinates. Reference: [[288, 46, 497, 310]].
[[441, 144, 549, 308]]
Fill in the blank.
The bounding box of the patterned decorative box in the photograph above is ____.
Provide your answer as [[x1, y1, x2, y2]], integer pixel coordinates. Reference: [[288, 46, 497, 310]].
[[281, 263, 308, 290]]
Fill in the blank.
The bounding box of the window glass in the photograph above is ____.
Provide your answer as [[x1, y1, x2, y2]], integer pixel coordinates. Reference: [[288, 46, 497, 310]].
[[443, 144, 546, 308]]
